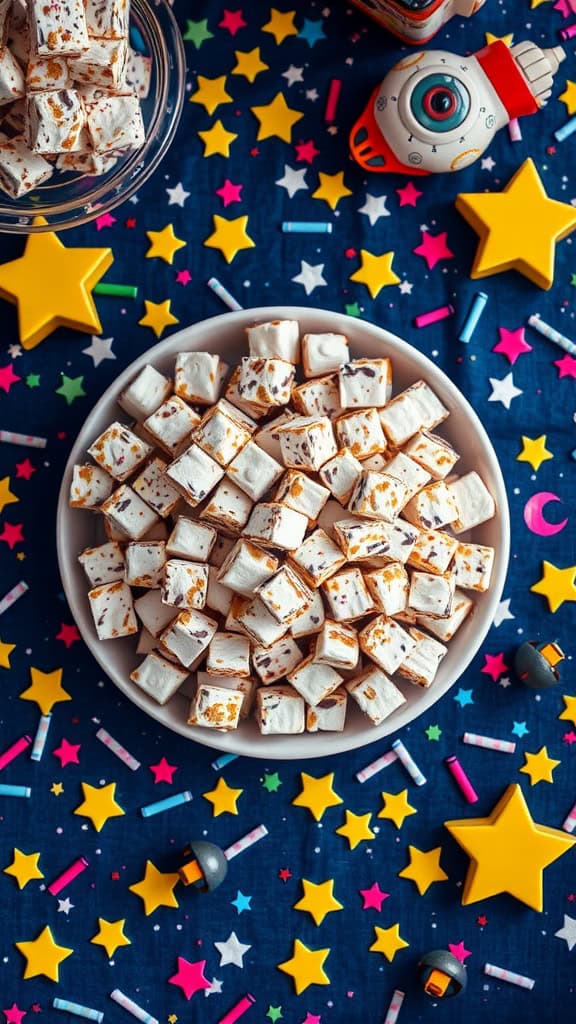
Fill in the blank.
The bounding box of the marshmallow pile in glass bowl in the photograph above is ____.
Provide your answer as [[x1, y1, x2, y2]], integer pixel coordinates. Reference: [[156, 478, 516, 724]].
[[57, 307, 510, 759]]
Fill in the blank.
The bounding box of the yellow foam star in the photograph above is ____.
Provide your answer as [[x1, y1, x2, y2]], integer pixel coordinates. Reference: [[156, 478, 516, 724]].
[[0, 476, 19, 515], [398, 845, 448, 895], [19, 666, 71, 716], [517, 434, 554, 472], [349, 249, 400, 298], [292, 772, 343, 822], [0, 218, 112, 350], [531, 0, 551, 7], [4, 849, 43, 890], [202, 776, 243, 816], [198, 119, 238, 157], [91, 917, 131, 958], [530, 560, 576, 613], [377, 789, 417, 829], [335, 809, 375, 850], [520, 746, 561, 786], [293, 878, 343, 926], [312, 170, 352, 211], [139, 299, 179, 339], [74, 781, 125, 833], [251, 91, 303, 142], [262, 8, 297, 44], [232, 47, 269, 82], [445, 783, 575, 911], [277, 938, 331, 995], [145, 225, 186, 266], [129, 860, 179, 916], [203, 214, 255, 264], [0, 638, 16, 669], [15, 925, 73, 981], [51, 782, 64, 796], [456, 158, 576, 290], [485, 31, 513, 46], [559, 80, 576, 116], [559, 695, 576, 727], [369, 923, 409, 962], [190, 74, 232, 115]]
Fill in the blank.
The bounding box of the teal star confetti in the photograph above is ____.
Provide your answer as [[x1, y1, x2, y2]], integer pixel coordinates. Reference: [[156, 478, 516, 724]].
[[183, 19, 214, 47], [262, 771, 282, 792], [512, 721, 530, 738], [425, 724, 442, 741], [231, 890, 252, 914], [26, 373, 40, 388], [55, 373, 86, 405], [454, 688, 474, 708], [299, 17, 325, 46], [266, 1008, 283, 1023]]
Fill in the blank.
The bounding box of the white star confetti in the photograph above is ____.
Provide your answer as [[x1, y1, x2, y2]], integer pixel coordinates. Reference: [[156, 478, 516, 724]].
[[166, 182, 191, 207], [493, 598, 515, 627], [556, 915, 576, 951], [488, 372, 523, 410], [82, 335, 116, 368], [282, 64, 304, 87], [292, 260, 327, 296], [214, 931, 251, 968], [358, 193, 390, 226], [275, 164, 308, 198]]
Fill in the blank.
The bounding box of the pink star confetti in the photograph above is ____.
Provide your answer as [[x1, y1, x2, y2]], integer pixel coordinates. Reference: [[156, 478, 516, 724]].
[[294, 139, 320, 164], [215, 178, 243, 206], [0, 363, 22, 394], [492, 327, 533, 365], [168, 956, 211, 999], [554, 354, 576, 379], [477, 915, 488, 926], [149, 756, 178, 784], [219, 8, 246, 33], [413, 229, 454, 270], [15, 458, 36, 480], [563, 731, 576, 745], [176, 270, 192, 286], [55, 623, 81, 648], [278, 867, 292, 882], [302, 1014, 321, 1024], [359, 882, 389, 911], [52, 738, 81, 767], [554, 0, 576, 16], [396, 181, 423, 207], [95, 213, 116, 230], [481, 652, 509, 682], [448, 940, 472, 963], [3, 1005, 26, 1024], [0, 522, 24, 549]]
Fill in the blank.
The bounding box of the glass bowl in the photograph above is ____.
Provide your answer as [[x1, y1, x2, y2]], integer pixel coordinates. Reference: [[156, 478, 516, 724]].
[[0, 0, 186, 233]]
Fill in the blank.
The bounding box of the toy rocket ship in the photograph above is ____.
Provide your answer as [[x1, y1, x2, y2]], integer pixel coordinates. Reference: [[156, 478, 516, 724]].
[[350, 39, 565, 175]]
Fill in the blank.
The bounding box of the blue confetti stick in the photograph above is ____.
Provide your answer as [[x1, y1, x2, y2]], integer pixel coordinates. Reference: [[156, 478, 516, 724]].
[[554, 115, 576, 143], [212, 752, 239, 771], [53, 998, 104, 1023], [140, 790, 193, 818], [0, 783, 31, 798], [282, 221, 333, 233], [458, 291, 488, 344], [207, 277, 243, 311]]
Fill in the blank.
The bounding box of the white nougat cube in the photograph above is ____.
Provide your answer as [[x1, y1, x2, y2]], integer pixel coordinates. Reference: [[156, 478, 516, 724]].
[[277, 415, 337, 471], [287, 655, 343, 707], [338, 358, 392, 408], [196, 671, 255, 719], [408, 570, 455, 619], [132, 456, 181, 518], [243, 502, 308, 551], [378, 380, 449, 446], [246, 319, 300, 363], [254, 411, 298, 462], [206, 631, 251, 678], [346, 666, 406, 726], [84, 0, 128, 38], [307, 689, 347, 732], [159, 609, 218, 667], [101, 485, 160, 540], [417, 589, 473, 641], [313, 619, 359, 670], [319, 448, 363, 505], [118, 364, 172, 422], [67, 36, 128, 89], [166, 444, 224, 508], [188, 682, 243, 731], [130, 652, 188, 705], [29, 0, 89, 55], [167, 517, 217, 562], [323, 567, 373, 621], [78, 541, 125, 586], [252, 635, 302, 684], [0, 135, 53, 197], [398, 627, 447, 688], [162, 559, 209, 610], [289, 528, 346, 588], [383, 451, 431, 503], [217, 539, 278, 595], [447, 472, 496, 534], [381, 520, 420, 563], [236, 596, 288, 647], [0, 47, 25, 105], [402, 481, 460, 531], [256, 565, 314, 625], [348, 471, 407, 523], [451, 541, 495, 592], [333, 518, 393, 562], [335, 408, 387, 460], [88, 422, 152, 482], [227, 440, 283, 501], [200, 479, 253, 535], [69, 464, 114, 509], [125, 541, 166, 588], [403, 430, 459, 480], [408, 528, 458, 575], [359, 615, 416, 675], [206, 566, 234, 617], [126, 48, 152, 99], [193, 401, 252, 467], [134, 589, 176, 637], [257, 685, 305, 735], [290, 587, 325, 638], [364, 563, 409, 617], [175, 351, 222, 405], [274, 470, 330, 521], [143, 396, 201, 456], [26, 55, 70, 92], [302, 332, 349, 377], [225, 365, 269, 420], [291, 375, 343, 420], [88, 580, 138, 640], [26, 87, 86, 152], [225, 594, 251, 635], [86, 93, 145, 153], [238, 356, 295, 407]]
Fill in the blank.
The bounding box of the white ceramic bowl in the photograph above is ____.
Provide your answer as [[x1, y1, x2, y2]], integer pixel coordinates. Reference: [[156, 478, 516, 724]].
[[57, 307, 510, 759]]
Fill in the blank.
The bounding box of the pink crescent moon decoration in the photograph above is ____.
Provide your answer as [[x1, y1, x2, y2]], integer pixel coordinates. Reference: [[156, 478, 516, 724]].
[[523, 492, 568, 537]]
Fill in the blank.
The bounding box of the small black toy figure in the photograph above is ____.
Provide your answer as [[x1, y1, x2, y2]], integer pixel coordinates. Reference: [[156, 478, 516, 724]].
[[179, 840, 228, 891], [417, 950, 468, 998], [514, 641, 564, 689]]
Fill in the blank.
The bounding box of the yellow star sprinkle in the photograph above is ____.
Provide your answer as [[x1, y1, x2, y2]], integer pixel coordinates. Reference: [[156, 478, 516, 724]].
[[292, 772, 343, 821], [530, 560, 576, 613], [517, 434, 554, 472], [398, 845, 448, 895], [0, 638, 16, 668], [203, 214, 255, 264], [312, 170, 352, 211], [189, 74, 232, 115], [232, 47, 269, 82], [335, 809, 375, 850], [4, 849, 43, 890], [377, 790, 417, 829], [369, 923, 409, 962], [74, 781, 125, 832], [139, 299, 179, 339], [349, 249, 400, 298], [251, 91, 303, 142], [51, 782, 64, 796], [202, 776, 243, 816], [293, 879, 343, 926], [485, 31, 514, 46], [19, 666, 71, 715], [262, 8, 297, 44], [15, 925, 73, 981], [0, 476, 19, 515], [129, 860, 180, 916], [520, 746, 561, 786], [198, 119, 238, 158], [559, 695, 576, 728], [559, 80, 576, 116], [91, 918, 131, 958], [145, 225, 186, 266], [277, 938, 331, 995]]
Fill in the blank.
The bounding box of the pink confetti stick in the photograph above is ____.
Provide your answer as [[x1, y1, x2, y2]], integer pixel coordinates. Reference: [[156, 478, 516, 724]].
[[324, 78, 342, 122], [0, 429, 47, 448], [0, 580, 28, 617], [463, 732, 516, 754], [445, 755, 478, 803], [383, 989, 405, 1024], [414, 303, 455, 328], [560, 23, 576, 39], [48, 856, 89, 896], [224, 825, 268, 862], [355, 749, 397, 784], [217, 993, 256, 1024], [484, 963, 535, 990], [508, 117, 522, 142], [562, 799, 576, 833], [96, 727, 140, 771], [0, 734, 32, 771]]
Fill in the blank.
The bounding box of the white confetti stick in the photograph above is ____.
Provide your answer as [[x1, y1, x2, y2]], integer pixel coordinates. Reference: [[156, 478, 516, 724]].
[[96, 728, 140, 771], [224, 824, 268, 862], [383, 988, 405, 1024], [0, 581, 28, 616], [484, 963, 535, 990], [110, 990, 158, 1024], [31, 714, 52, 761], [207, 277, 243, 311], [463, 732, 516, 754], [508, 117, 522, 142], [355, 749, 397, 784], [392, 738, 427, 786], [562, 799, 576, 833], [527, 314, 576, 357], [0, 429, 47, 448]]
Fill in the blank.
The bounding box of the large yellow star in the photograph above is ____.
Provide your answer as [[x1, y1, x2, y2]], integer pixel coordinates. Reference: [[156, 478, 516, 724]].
[[0, 638, 16, 669], [277, 939, 331, 994], [262, 8, 297, 44], [232, 47, 269, 82], [559, 80, 576, 116], [369, 923, 409, 962], [0, 218, 112, 350], [19, 666, 71, 715], [74, 781, 125, 832], [129, 860, 180, 916], [530, 560, 576, 613], [15, 925, 73, 981], [312, 170, 352, 211], [202, 776, 243, 816], [349, 249, 400, 298], [190, 74, 232, 115], [293, 878, 343, 926], [251, 91, 303, 142], [139, 299, 179, 339], [456, 158, 576, 290], [559, 694, 576, 728], [445, 783, 575, 911], [91, 918, 131, 958], [4, 849, 43, 890], [145, 225, 186, 266], [517, 434, 554, 472], [378, 790, 417, 829], [203, 214, 255, 264], [198, 119, 238, 157], [520, 746, 561, 786], [292, 772, 343, 821], [398, 845, 448, 895], [335, 809, 375, 850], [0, 476, 19, 514]]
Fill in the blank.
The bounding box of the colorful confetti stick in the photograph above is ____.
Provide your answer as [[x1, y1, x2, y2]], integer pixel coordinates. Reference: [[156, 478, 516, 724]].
[[414, 303, 454, 328], [0, 734, 32, 771], [391, 738, 426, 786], [140, 790, 192, 818], [93, 282, 138, 298], [463, 732, 516, 754], [508, 117, 522, 143], [224, 824, 268, 862], [31, 714, 52, 761], [324, 78, 342, 122], [281, 221, 333, 234], [48, 856, 89, 896], [484, 963, 535, 990], [355, 748, 397, 784], [458, 290, 488, 344], [212, 751, 239, 771], [0, 429, 47, 448], [445, 755, 479, 803], [383, 988, 405, 1024], [562, 799, 576, 833], [0, 783, 31, 798], [528, 313, 576, 356], [554, 115, 576, 143], [53, 998, 103, 1023], [96, 727, 140, 771], [110, 990, 158, 1024], [207, 276, 243, 311], [0, 581, 29, 616], [217, 993, 256, 1024], [560, 23, 576, 40]]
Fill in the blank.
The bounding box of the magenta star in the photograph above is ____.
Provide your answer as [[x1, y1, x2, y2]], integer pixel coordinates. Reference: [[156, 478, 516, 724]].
[[396, 181, 423, 207], [554, 0, 576, 16], [554, 354, 576, 379], [149, 756, 178, 784], [359, 882, 389, 911], [448, 940, 472, 963], [294, 139, 320, 164], [413, 229, 454, 270], [218, 9, 247, 34], [302, 1014, 322, 1024], [56, 623, 81, 648], [15, 458, 36, 480], [175, 270, 192, 286], [3, 1005, 26, 1024], [0, 363, 22, 394], [563, 731, 576, 745], [168, 956, 211, 999], [215, 178, 243, 207], [52, 738, 81, 766], [0, 522, 24, 549], [95, 213, 116, 230], [481, 652, 509, 682], [492, 326, 532, 365]]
